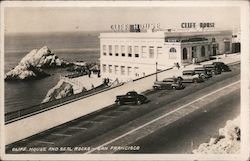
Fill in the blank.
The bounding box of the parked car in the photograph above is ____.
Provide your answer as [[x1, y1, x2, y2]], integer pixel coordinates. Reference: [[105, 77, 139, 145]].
[[180, 70, 203, 83], [194, 67, 212, 79], [212, 62, 231, 72], [203, 64, 222, 75], [153, 77, 185, 90], [115, 91, 148, 105]]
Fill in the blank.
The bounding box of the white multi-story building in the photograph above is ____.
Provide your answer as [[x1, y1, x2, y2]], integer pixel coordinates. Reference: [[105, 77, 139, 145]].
[[99, 29, 233, 82]]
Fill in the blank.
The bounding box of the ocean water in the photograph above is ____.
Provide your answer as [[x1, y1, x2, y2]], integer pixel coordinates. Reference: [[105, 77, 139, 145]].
[[4, 32, 100, 113]]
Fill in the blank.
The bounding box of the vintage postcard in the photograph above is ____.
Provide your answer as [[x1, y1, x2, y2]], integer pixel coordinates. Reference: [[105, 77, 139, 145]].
[[0, 1, 249, 160]]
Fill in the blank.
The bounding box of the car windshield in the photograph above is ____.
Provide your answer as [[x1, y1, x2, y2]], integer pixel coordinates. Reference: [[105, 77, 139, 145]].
[[127, 92, 137, 96], [183, 71, 194, 75], [213, 62, 224, 65], [163, 79, 174, 82], [204, 65, 215, 68]]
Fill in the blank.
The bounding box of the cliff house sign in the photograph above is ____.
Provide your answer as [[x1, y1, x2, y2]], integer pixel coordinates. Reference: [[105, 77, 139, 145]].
[[181, 22, 215, 29], [111, 23, 161, 32]]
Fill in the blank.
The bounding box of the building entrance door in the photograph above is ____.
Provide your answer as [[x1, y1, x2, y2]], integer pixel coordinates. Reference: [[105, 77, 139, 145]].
[[191, 46, 197, 58], [212, 46, 217, 56]]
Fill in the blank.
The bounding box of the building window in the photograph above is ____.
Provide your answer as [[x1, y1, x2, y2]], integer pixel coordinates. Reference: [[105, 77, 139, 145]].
[[169, 47, 177, 59], [149, 46, 154, 58], [134, 46, 139, 58], [121, 45, 125, 56], [115, 65, 119, 74], [157, 47, 163, 55], [212, 38, 216, 42], [224, 42, 230, 52], [115, 45, 119, 56], [201, 46, 206, 57], [127, 67, 132, 76], [142, 46, 147, 58], [128, 46, 132, 54], [108, 65, 112, 73], [121, 66, 125, 75], [134, 67, 139, 77], [109, 45, 112, 56], [208, 45, 211, 52], [103, 45, 107, 56], [102, 64, 106, 73], [183, 48, 188, 60], [128, 53, 132, 57], [169, 47, 177, 53]]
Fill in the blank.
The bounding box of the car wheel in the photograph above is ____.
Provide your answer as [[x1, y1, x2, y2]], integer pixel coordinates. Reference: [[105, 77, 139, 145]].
[[172, 86, 176, 90], [177, 77, 183, 81], [117, 101, 122, 106], [137, 100, 142, 105], [193, 78, 198, 83]]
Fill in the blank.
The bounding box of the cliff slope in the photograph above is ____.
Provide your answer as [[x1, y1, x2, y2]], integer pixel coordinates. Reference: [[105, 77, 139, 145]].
[[193, 116, 240, 154], [42, 80, 74, 103]]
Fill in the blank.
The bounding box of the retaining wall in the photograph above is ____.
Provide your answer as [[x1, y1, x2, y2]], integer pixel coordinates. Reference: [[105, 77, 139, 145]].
[[5, 68, 173, 145]]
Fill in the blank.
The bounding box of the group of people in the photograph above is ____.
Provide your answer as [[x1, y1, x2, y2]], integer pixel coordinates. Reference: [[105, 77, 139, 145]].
[[103, 78, 110, 86], [87, 69, 101, 78]]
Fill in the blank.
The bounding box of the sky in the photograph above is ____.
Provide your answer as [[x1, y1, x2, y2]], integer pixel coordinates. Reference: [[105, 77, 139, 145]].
[[4, 6, 240, 33]]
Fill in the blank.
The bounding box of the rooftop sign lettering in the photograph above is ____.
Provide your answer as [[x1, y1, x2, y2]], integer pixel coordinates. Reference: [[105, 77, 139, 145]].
[[110, 23, 160, 32], [181, 22, 215, 29]]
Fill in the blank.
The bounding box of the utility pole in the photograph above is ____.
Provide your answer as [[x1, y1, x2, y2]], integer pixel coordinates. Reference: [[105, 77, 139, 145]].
[[156, 62, 158, 81]]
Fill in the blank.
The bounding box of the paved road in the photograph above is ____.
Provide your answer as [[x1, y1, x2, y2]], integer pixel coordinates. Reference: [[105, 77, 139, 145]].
[[118, 87, 240, 154], [6, 64, 240, 154]]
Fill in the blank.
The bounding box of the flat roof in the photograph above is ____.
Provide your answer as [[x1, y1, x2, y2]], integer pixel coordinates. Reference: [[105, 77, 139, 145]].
[[99, 30, 232, 39], [165, 30, 232, 38], [99, 31, 165, 39]]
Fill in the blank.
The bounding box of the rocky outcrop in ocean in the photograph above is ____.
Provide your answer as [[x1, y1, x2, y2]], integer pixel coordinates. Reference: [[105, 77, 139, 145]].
[[193, 116, 240, 154], [5, 46, 70, 81], [4, 65, 50, 81], [42, 80, 74, 103]]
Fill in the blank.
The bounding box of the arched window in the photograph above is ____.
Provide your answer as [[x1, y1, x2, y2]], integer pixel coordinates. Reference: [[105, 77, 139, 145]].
[[201, 46, 205, 57], [169, 47, 177, 59], [169, 47, 177, 52], [182, 48, 188, 60]]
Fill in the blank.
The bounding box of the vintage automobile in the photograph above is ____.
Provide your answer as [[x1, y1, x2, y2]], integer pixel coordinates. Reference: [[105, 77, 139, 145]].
[[212, 62, 231, 72], [203, 64, 222, 75], [194, 67, 212, 79], [115, 91, 148, 105], [153, 77, 185, 90], [180, 70, 203, 83]]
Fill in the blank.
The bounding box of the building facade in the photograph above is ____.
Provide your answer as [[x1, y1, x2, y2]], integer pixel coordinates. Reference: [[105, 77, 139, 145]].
[[99, 29, 233, 82]]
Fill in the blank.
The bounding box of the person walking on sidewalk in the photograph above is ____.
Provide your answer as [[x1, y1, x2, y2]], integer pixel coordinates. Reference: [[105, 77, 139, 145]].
[[176, 62, 180, 69]]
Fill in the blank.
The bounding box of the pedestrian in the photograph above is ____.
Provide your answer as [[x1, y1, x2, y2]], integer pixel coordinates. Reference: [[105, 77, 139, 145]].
[[176, 62, 180, 69], [88, 70, 91, 78], [192, 58, 195, 64], [97, 70, 100, 77]]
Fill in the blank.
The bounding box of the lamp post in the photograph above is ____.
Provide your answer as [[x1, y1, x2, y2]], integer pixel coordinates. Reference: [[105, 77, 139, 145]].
[[156, 62, 158, 81]]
